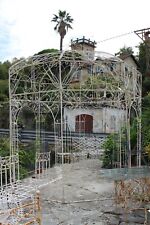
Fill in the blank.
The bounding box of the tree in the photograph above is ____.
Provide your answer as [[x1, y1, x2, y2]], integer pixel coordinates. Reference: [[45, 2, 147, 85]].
[[138, 42, 150, 95], [138, 43, 147, 75], [0, 103, 9, 128], [0, 138, 10, 157], [0, 60, 10, 80], [51, 10, 73, 51], [0, 137, 37, 179], [115, 46, 134, 56], [37, 48, 58, 55]]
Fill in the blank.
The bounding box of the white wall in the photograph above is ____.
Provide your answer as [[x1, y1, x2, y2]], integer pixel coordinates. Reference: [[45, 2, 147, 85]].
[[102, 107, 125, 133], [64, 107, 126, 133], [124, 57, 137, 70]]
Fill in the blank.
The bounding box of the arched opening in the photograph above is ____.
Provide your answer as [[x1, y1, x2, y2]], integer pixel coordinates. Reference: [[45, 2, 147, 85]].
[[75, 114, 93, 133], [18, 106, 36, 130]]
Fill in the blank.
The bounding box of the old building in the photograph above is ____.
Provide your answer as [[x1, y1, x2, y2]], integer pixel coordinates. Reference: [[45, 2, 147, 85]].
[[63, 37, 138, 134]]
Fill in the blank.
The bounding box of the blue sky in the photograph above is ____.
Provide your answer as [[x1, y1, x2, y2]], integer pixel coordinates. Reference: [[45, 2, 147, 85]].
[[0, 0, 150, 62]]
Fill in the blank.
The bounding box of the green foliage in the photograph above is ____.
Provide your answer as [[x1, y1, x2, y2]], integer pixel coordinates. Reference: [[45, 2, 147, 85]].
[[137, 42, 150, 163], [0, 60, 10, 128], [142, 77, 150, 95], [0, 61, 10, 102], [127, 94, 150, 163], [142, 93, 150, 108], [37, 49, 58, 55], [0, 80, 9, 98], [19, 141, 36, 174], [145, 144, 150, 159], [142, 94, 150, 153], [18, 108, 35, 130], [138, 42, 147, 75], [52, 10, 73, 51], [19, 142, 36, 178], [19, 166, 28, 179], [0, 103, 9, 128], [102, 134, 118, 168], [116, 46, 134, 56], [130, 118, 138, 149], [0, 94, 8, 102], [0, 138, 36, 179], [0, 61, 10, 79], [138, 42, 150, 95], [0, 138, 10, 157]]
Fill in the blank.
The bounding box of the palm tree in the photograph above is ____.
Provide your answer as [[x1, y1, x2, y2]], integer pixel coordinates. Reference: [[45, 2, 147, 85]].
[[52, 10, 73, 51]]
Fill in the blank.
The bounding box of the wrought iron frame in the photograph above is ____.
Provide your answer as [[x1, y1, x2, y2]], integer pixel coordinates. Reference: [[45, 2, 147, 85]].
[[0, 50, 142, 223], [8, 50, 142, 170]]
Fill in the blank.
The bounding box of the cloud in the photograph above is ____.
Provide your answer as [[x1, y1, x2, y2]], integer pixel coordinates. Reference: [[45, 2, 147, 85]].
[[0, 0, 66, 61], [0, 0, 149, 61], [0, 0, 20, 61]]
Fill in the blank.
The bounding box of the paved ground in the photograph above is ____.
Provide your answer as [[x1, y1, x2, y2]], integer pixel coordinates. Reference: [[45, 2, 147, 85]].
[[0, 159, 149, 224], [40, 159, 115, 225], [1, 159, 149, 225], [38, 159, 149, 225]]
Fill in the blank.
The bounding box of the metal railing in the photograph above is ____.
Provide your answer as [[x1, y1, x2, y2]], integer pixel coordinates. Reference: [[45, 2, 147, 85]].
[[0, 128, 108, 143]]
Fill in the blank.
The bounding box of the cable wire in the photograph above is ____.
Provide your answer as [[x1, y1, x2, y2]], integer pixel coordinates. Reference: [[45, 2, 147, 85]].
[[64, 30, 136, 50], [97, 31, 134, 43]]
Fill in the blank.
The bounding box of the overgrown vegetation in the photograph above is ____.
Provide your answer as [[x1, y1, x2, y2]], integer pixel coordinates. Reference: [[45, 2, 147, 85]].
[[19, 141, 36, 178], [0, 42, 150, 170], [0, 137, 36, 179], [102, 134, 118, 168], [102, 44, 150, 168]]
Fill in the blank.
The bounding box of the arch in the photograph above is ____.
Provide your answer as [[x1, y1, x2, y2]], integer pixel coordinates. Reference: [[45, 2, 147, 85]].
[[75, 114, 93, 133]]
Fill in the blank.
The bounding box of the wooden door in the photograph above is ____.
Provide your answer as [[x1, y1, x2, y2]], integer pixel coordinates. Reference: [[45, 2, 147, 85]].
[[75, 114, 93, 133]]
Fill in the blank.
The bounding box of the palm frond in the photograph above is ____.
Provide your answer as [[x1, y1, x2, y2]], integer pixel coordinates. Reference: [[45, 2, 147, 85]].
[[51, 10, 73, 40], [64, 14, 73, 23], [66, 24, 73, 30], [54, 24, 59, 31], [51, 14, 59, 22], [59, 10, 66, 18]]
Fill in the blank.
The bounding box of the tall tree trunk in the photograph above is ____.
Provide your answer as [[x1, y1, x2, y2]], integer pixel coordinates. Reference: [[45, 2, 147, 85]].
[[60, 36, 63, 52]]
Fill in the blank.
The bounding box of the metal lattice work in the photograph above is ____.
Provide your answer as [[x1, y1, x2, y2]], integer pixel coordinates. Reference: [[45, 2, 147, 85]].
[[0, 190, 41, 225], [0, 154, 19, 189], [9, 50, 142, 169], [35, 152, 51, 178], [0, 50, 142, 222]]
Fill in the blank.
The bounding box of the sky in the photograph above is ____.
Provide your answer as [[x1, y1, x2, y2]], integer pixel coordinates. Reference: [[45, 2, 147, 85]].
[[0, 0, 150, 62]]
